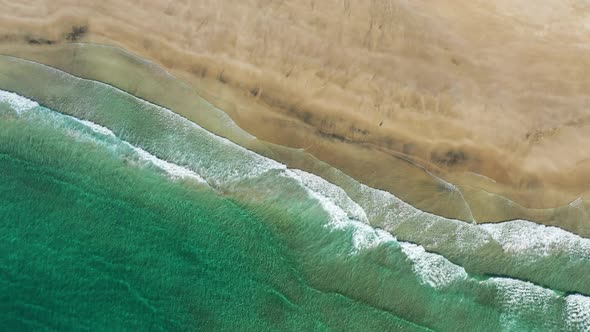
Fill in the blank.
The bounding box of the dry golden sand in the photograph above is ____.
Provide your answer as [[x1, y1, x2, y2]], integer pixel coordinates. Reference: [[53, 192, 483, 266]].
[[1, 0, 590, 231]]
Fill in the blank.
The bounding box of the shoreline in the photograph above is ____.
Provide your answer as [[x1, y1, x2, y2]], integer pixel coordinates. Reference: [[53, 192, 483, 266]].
[[4, 79, 590, 298], [1, 45, 589, 237], [4, 83, 590, 330], [1, 0, 590, 232]]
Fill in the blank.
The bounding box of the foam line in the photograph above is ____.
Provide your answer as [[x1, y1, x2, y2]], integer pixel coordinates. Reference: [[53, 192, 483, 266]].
[[0, 90, 38, 113], [3, 86, 590, 326]]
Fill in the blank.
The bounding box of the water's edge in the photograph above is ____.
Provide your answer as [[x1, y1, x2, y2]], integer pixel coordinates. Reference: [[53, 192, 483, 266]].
[[2, 43, 588, 232], [1, 72, 590, 329]]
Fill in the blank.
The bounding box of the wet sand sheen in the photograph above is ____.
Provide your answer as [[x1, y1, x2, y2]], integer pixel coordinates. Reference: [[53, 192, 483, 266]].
[[0, 44, 587, 233], [0, 45, 589, 238], [1, 0, 590, 232]]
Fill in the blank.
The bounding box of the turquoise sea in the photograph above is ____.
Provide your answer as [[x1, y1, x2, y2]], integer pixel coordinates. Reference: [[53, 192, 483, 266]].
[[1, 55, 590, 331]]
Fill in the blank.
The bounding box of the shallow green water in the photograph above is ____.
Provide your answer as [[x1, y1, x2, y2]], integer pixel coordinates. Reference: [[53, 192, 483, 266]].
[[0, 98, 428, 331], [0, 59, 590, 331]]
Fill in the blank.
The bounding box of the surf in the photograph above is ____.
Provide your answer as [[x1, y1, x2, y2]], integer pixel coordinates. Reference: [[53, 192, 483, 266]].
[[2, 86, 590, 330]]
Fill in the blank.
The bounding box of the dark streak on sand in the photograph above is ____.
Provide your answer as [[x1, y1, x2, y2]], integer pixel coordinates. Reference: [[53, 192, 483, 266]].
[[66, 26, 89, 42], [25, 36, 55, 45], [431, 150, 468, 167], [23, 25, 88, 46]]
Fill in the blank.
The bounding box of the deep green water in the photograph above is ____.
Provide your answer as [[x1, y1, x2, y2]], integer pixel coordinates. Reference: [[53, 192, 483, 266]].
[[1, 58, 590, 331]]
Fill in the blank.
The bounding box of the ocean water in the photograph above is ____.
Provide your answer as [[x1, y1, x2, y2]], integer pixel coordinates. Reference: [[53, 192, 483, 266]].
[[1, 61, 590, 331]]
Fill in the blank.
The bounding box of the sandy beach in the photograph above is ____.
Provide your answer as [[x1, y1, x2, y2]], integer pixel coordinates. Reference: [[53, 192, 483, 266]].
[[2, 0, 590, 230]]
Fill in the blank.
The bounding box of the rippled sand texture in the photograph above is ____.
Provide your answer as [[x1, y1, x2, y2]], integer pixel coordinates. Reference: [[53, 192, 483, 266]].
[[2, 0, 590, 226]]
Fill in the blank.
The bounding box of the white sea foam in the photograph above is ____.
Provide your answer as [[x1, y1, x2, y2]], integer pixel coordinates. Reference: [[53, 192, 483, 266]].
[[284, 169, 470, 288], [290, 170, 368, 224], [120, 103, 284, 186], [3, 87, 590, 264], [105, 88, 396, 253], [129, 145, 207, 183], [488, 277, 559, 331], [355, 178, 590, 263], [2, 91, 208, 185], [2, 61, 586, 264], [79, 119, 116, 137], [288, 160, 590, 318], [480, 220, 590, 259], [356, 182, 493, 252], [400, 242, 468, 289], [489, 277, 557, 310], [0, 90, 38, 113], [283, 169, 392, 253], [77, 118, 207, 183], [4, 85, 590, 325], [565, 294, 590, 331]]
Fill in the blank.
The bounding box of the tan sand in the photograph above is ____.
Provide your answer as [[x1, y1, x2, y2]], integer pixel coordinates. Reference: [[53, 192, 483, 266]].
[[1, 0, 590, 230]]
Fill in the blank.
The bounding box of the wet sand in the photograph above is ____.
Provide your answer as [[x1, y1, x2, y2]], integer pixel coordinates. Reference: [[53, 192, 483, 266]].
[[1, 0, 590, 229]]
